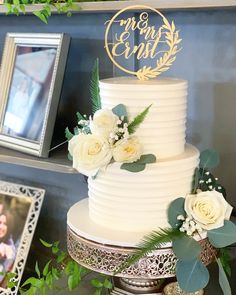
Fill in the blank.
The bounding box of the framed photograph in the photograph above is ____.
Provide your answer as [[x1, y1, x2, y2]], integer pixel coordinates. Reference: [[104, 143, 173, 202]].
[[0, 180, 45, 294], [0, 33, 70, 157]]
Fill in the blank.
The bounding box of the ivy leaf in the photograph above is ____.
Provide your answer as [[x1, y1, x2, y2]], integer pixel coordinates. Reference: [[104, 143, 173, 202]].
[[208, 220, 236, 248], [172, 235, 201, 261], [120, 162, 146, 172], [200, 149, 220, 170], [167, 197, 186, 228], [112, 104, 128, 122], [136, 154, 156, 164], [128, 104, 152, 135], [176, 259, 209, 292], [103, 278, 113, 289], [33, 11, 48, 24], [35, 261, 40, 278], [91, 278, 103, 288], [65, 127, 74, 141], [43, 260, 51, 276], [40, 239, 53, 248], [68, 274, 80, 291], [217, 258, 231, 295], [90, 58, 102, 114]]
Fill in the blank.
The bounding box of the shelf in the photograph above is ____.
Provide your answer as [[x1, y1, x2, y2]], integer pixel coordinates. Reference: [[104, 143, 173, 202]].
[[0, 145, 77, 173], [0, 0, 236, 14]]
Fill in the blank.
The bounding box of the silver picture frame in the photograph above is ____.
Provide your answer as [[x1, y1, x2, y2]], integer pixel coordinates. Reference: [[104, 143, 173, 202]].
[[0, 180, 45, 294], [0, 33, 70, 157]]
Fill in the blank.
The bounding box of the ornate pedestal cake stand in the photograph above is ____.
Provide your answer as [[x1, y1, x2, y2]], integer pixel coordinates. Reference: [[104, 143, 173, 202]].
[[67, 199, 216, 295]]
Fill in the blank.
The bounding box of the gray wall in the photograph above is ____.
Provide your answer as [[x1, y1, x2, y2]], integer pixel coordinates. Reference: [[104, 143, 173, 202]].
[[0, 8, 235, 270]]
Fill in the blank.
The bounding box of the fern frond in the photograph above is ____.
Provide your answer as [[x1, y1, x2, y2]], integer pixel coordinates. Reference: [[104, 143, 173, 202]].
[[115, 228, 184, 274], [90, 58, 102, 114], [128, 104, 152, 135]]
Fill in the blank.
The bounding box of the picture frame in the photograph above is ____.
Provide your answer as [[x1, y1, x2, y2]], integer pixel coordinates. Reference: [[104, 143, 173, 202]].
[[0, 33, 70, 157], [0, 180, 45, 294]]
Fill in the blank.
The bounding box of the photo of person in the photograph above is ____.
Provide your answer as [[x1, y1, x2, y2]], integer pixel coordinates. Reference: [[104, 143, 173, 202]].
[[0, 194, 32, 288]]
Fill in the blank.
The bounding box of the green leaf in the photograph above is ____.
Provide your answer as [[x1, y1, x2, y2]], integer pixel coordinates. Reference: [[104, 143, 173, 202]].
[[33, 11, 48, 24], [68, 274, 81, 290], [219, 248, 231, 277], [45, 272, 53, 289], [200, 149, 220, 169], [115, 228, 184, 274], [90, 58, 102, 114], [43, 260, 51, 276], [57, 252, 66, 263], [176, 259, 209, 292], [128, 104, 152, 134], [136, 154, 156, 164], [93, 290, 101, 295], [35, 261, 40, 278], [112, 104, 128, 121], [172, 235, 201, 261], [24, 287, 37, 295], [91, 278, 103, 288], [120, 162, 146, 172], [76, 111, 86, 122], [21, 277, 43, 288], [40, 239, 53, 248], [65, 127, 74, 141], [208, 220, 236, 248], [217, 258, 231, 295], [103, 278, 113, 289], [167, 197, 186, 228]]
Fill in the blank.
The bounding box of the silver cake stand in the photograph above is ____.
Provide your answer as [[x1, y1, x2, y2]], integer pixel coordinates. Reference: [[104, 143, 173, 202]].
[[67, 199, 217, 295]]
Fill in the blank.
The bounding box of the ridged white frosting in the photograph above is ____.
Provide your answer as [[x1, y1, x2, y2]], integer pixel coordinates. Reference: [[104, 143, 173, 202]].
[[88, 144, 199, 232], [99, 77, 187, 159]]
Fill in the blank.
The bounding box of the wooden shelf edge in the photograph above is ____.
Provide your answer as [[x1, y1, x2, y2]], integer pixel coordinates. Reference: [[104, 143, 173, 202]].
[[0, 146, 77, 174], [0, 0, 236, 14]]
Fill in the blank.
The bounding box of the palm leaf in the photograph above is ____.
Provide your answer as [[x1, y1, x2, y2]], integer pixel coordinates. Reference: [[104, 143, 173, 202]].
[[115, 228, 184, 274], [128, 104, 152, 135], [90, 58, 102, 114]]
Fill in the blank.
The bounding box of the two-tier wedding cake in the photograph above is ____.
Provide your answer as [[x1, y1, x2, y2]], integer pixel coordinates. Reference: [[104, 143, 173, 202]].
[[88, 77, 199, 233]]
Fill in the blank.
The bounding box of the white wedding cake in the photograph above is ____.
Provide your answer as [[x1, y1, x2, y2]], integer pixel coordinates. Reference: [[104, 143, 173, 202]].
[[88, 77, 199, 232]]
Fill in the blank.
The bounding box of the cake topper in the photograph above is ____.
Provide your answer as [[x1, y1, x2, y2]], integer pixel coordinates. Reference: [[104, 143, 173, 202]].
[[105, 5, 181, 81]]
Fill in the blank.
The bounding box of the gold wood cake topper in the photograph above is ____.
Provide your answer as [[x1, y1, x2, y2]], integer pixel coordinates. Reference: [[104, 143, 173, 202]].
[[105, 5, 181, 80]]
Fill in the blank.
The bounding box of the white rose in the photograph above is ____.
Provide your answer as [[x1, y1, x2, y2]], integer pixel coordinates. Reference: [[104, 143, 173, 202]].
[[112, 137, 143, 163], [68, 134, 112, 177], [90, 109, 118, 138], [185, 190, 233, 230]]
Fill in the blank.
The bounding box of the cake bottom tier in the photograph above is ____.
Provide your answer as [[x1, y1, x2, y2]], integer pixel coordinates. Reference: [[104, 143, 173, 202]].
[[88, 144, 199, 232]]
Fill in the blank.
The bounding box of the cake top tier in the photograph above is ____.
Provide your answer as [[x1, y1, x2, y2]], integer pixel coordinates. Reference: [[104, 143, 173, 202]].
[[99, 77, 188, 159]]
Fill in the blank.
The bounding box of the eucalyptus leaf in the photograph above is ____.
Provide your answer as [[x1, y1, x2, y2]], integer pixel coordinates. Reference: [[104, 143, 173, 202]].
[[208, 220, 236, 248], [65, 127, 74, 141], [172, 235, 201, 261], [136, 154, 156, 164], [200, 149, 220, 169], [167, 197, 186, 228], [120, 162, 146, 172], [176, 259, 209, 292], [217, 258, 231, 295], [112, 104, 128, 121]]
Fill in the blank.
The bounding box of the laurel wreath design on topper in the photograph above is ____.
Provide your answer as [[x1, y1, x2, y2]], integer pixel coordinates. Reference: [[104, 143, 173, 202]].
[[105, 5, 182, 80]]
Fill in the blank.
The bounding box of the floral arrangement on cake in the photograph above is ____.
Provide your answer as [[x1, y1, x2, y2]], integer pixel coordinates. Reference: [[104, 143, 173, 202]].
[[65, 59, 156, 178], [118, 149, 236, 295]]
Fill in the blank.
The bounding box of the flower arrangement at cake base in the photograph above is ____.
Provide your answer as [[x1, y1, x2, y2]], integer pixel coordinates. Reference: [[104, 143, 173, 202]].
[[116, 149, 236, 295]]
